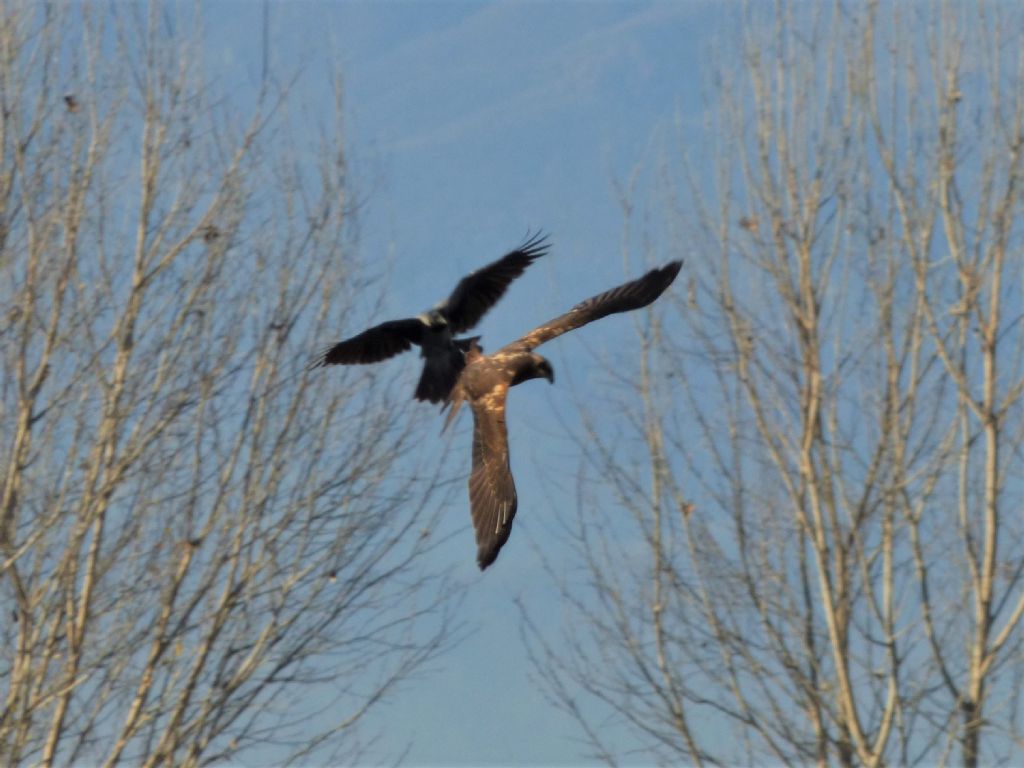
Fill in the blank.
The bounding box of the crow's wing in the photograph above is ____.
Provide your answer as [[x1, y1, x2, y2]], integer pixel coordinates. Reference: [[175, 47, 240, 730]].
[[440, 232, 549, 333], [310, 318, 424, 367], [467, 388, 517, 570], [504, 261, 682, 354]]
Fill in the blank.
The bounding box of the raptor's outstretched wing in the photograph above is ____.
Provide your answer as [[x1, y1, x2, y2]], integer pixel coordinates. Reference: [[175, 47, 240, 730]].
[[310, 318, 423, 367], [467, 389, 517, 570], [440, 232, 550, 333], [504, 261, 682, 354]]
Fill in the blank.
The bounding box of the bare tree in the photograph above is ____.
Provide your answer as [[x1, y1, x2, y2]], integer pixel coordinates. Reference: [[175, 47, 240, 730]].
[[0, 5, 455, 765], [523, 3, 1024, 766]]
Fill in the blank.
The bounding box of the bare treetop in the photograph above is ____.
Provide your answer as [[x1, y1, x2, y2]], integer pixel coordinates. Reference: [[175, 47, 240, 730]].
[[523, 3, 1024, 766], [0, 5, 455, 766]]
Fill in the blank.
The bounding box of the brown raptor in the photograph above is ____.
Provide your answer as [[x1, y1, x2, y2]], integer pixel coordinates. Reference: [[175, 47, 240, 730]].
[[444, 260, 683, 569]]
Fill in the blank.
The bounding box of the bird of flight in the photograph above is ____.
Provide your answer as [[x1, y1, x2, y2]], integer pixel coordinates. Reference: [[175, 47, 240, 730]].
[[310, 233, 550, 402], [444, 260, 683, 569]]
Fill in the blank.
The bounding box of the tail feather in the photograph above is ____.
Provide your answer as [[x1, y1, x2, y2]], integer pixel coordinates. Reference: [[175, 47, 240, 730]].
[[438, 335, 481, 423], [441, 383, 465, 433], [415, 348, 465, 404]]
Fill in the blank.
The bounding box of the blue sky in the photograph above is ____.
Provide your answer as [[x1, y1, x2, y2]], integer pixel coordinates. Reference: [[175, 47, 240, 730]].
[[204, 2, 724, 764]]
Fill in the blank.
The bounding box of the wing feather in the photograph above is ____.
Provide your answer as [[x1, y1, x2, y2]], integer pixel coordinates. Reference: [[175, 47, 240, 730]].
[[505, 261, 682, 353], [310, 318, 424, 367], [441, 232, 549, 333], [467, 390, 517, 569]]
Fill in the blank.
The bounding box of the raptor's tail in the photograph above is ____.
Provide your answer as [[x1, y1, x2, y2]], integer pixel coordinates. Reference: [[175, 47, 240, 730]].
[[440, 383, 465, 433]]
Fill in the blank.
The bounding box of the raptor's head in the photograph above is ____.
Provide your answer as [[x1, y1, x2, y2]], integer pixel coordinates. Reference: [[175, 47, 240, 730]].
[[512, 354, 555, 387], [536, 357, 555, 384]]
